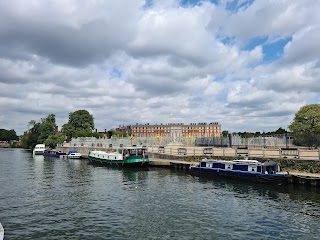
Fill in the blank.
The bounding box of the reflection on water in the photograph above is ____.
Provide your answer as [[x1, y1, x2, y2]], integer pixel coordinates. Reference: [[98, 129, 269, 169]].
[[1, 149, 320, 240], [122, 168, 149, 182]]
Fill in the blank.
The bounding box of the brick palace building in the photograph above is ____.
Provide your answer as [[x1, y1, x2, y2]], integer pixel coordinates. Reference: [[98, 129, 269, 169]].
[[116, 122, 222, 140]]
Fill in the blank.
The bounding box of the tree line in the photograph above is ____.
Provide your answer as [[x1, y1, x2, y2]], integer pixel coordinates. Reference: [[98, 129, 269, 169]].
[[20, 109, 102, 149], [222, 127, 288, 138], [0, 129, 18, 141]]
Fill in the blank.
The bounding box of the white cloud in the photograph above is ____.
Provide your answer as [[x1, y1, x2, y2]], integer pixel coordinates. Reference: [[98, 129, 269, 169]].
[[0, 0, 319, 135], [284, 25, 320, 64]]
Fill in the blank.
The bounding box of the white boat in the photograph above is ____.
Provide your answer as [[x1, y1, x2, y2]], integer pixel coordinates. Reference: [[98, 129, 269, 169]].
[[33, 144, 45, 155], [67, 150, 82, 159], [0, 222, 4, 240]]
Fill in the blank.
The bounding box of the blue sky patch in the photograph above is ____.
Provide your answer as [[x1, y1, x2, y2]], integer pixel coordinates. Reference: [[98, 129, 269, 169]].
[[226, 0, 255, 12], [180, 0, 202, 7], [110, 68, 123, 78], [263, 37, 292, 63], [220, 36, 236, 45], [143, 0, 153, 9], [243, 36, 268, 51]]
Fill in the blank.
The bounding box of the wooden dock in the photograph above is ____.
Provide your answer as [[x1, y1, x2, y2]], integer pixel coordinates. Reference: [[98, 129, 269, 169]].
[[149, 158, 198, 170]]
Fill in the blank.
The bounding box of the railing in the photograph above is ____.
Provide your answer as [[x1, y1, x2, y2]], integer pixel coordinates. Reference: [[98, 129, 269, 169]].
[[146, 146, 320, 161]]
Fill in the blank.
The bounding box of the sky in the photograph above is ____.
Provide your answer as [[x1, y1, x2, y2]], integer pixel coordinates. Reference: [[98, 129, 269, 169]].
[[1, 0, 320, 135]]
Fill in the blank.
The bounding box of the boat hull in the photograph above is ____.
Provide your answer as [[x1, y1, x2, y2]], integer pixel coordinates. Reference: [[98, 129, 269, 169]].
[[88, 155, 149, 167], [33, 151, 44, 155], [190, 166, 288, 185], [68, 154, 82, 159]]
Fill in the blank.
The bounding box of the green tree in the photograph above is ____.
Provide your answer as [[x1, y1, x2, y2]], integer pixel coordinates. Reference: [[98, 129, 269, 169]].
[[0, 129, 18, 141], [222, 130, 229, 137], [104, 130, 128, 138], [69, 110, 94, 132], [44, 134, 65, 148], [275, 127, 287, 134], [62, 110, 95, 139], [25, 121, 41, 149], [289, 104, 320, 148], [20, 114, 57, 149], [61, 123, 74, 141], [38, 114, 57, 143]]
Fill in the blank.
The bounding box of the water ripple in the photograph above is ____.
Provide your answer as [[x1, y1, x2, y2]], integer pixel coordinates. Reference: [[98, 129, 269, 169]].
[[1, 149, 320, 239]]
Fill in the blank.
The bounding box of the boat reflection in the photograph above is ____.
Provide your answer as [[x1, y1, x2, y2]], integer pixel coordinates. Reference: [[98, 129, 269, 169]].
[[122, 168, 149, 182], [33, 155, 44, 161]]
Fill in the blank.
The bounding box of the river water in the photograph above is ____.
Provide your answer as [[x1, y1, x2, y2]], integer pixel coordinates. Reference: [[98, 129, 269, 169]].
[[1, 149, 320, 240]]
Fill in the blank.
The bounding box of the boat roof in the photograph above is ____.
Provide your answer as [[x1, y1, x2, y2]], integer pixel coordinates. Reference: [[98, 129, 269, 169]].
[[118, 146, 147, 150], [68, 149, 78, 153], [201, 159, 279, 166], [201, 159, 262, 165], [35, 144, 45, 147], [233, 159, 260, 164]]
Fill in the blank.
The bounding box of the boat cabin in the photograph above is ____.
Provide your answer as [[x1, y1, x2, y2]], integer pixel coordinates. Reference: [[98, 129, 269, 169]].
[[33, 144, 45, 155], [117, 147, 147, 157], [200, 160, 279, 174]]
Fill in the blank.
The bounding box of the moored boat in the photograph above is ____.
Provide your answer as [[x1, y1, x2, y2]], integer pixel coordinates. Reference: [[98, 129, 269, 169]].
[[190, 159, 289, 184], [44, 148, 67, 157], [33, 144, 45, 155], [0, 222, 4, 240], [67, 150, 82, 159], [88, 146, 149, 167]]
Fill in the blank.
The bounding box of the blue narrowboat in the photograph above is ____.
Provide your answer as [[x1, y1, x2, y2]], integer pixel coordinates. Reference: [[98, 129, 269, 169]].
[[43, 148, 67, 157], [190, 159, 289, 184]]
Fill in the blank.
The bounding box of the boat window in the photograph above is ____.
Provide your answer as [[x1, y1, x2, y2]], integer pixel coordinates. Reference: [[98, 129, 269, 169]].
[[249, 165, 257, 172], [206, 163, 213, 168], [130, 149, 138, 155], [225, 164, 233, 170]]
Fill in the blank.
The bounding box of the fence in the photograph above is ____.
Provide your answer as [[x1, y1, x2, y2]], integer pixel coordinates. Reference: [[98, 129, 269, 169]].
[[61, 134, 294, 149], [146, 146, 320, 161], [196, 135, 293, 148]]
